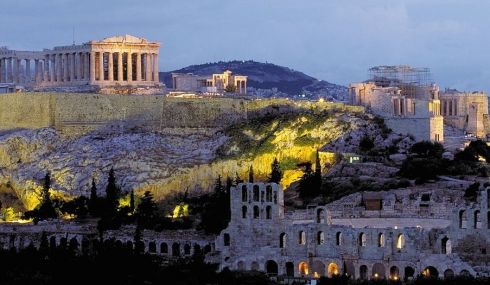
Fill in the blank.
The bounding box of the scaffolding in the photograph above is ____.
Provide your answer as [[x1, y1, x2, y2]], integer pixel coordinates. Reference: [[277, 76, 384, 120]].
[[368, 65, 432, 99]]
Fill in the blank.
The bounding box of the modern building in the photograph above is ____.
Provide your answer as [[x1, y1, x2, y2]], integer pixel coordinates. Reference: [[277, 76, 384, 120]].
[[0, 35, 163, 94]]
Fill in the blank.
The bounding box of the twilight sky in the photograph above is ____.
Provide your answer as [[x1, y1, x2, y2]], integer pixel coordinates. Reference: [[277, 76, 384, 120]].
[[1, 0, 489, 91]]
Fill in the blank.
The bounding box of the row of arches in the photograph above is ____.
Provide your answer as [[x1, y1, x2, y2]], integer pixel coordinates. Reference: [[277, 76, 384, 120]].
[[241, 205, 273, 219], [280, 231, 406, 249], [241, 185, 277, 204], [458, 209, 489, 229]]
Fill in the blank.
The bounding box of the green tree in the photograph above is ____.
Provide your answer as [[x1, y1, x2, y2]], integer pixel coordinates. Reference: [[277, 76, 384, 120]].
[[200, 176, 231, 234], [235, 172, 243, 185], [268, 157, 283, 184], [24, 172, 58, 223], [248, 165, 254, 183], [88, 178, 99, 217], [297, 162, 319, 198], [129, 190, 135, 213], [410, 141, 445, 159], [359, 135, 374, 152], [105, 167, 120, 214], [225, 176, 234, 193], [135, 191, 158, 230]]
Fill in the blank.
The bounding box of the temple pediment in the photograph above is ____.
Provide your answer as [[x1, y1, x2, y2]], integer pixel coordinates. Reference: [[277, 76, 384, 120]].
[[99, 35, 149, 44]]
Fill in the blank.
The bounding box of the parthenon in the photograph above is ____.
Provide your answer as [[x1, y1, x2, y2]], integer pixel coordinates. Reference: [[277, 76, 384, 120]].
[[0, 35, 163, 94]]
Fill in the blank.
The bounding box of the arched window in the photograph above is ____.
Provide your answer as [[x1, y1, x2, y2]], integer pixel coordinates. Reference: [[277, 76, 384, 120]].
[[266, 206, 272, 219], [360, 265, 368, 280], [474, 210, 481, 229], [265, 260, 278, 276], [459, 210, 467, 229], [266, 185, 272, 202], [378, 233, 385, 247], [184, 244, 191, 255], [273, 191, 277, 204], [441, 236, 451, 254], [279, 233, 287, 248], [336, 232, 342, 246], [299, 262, 309, 276], [224, 233, 230, 246], [359, 232, 366, 247], [396, 234, 405, 249], [148, 241, 156, 253], [317, 231, 324, 245], [241, 185, 248, 202], [316, 208, 325, 223], [444, 269, 454, 279], [160, 242, 168, 254], [286, 262, 294, 277], [253, 206, 260, 219], [253, 185, 259, 201], [298, 231, 306, 245], [390, 266, 400, 280], [242, 206, 247, 219], [327, 263, 339, 277]]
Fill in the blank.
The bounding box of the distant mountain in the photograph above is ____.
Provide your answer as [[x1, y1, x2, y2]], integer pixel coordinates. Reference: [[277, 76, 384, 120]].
[[160, 60, 348, 101]]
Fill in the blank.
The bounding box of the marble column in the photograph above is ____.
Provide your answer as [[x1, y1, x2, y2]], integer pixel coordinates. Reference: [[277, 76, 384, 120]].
[[108, 52, 114, 82], [57, 54, 62, 82], [84, 53, 90, 81], [76, 53, 81, 81], [7, 58, 12, 82], [51, 55, 57, 82], [69, 53, 75, 82], [25, 59, 31, 83], [135, 53, 141, 82], [89, 52, 96, 83], [127, 52, 132, 82], [63, 54, 69, 82], [0, 58, 4, 83], [117, 52, 123, 82], [44, 56, 49, 82], [34, 59, 39, 82], [152, 53, 159, 82], [98, 52, 104, 81], [13, 58, 19, 84], [145, 53, 151, 81]]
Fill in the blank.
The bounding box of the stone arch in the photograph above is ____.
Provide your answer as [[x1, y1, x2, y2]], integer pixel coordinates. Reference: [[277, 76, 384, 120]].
[[115, 240, 123, 248], [299, 261, 309, 276], [372, 263, 386, 279], [69, 237, 79, 251], [358, 232, 366, 247], [460, 269, 471, 277], [251, 261, 259, 271], [49, 236, 57, 248], [444, 269, 454, 279], [298, 231, 306, 245], [474, 210, 481, 228], [160, 242, 168, 254], [336, 232, 342, 246], [404, 266, 415, 281], [81, 238, 90, 252], [279, 233, 287, 248], [265, 260, 278, 276], [125, 240, 133, 250], [184, 244, 191, 255], [253, 185, 259, 201], [396, 233, 405, 249], [312, 260, 326, 277], [148, 241, 156, 253], [237, 261, 245, 271], [327, 262, 339, 277], [390, 266, 400, 280], [193, 244, 201, 256], [343, 261, 355, 278], [378, 233, 385, 247], [172, 242, 180, 256], [317, 231, 325, 245], [60, 237, 67, 248], [422, 266, 439, 278], [459, 210, 467, 228], [441, 236, 451, 254], [242, 206, 247, 219], [266, 206, 272, 219], [285, 262, 294, 277], [360, 265, 368, 280], [241, 185, 248, 202], [253, 206, 260, 219], [316, 208, 325, 223]]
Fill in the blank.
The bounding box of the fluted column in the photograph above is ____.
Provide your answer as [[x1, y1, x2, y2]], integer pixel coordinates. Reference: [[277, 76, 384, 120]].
[[135, 53, 141, 82], [98, 52, 104, 81], [0, 58, 4, 83], [89, 52, 96, 83], [51, 55, 57, 82], [152, 53, 159, 82], [69, 53, 74, 82], [34, 59, 39, 83], [7, 58, 12, 82], [117, 52, 123, 82], [127, 52, 132, 82], [43, 56, 49, 82], [84, 53, 90, 81], [13, 58, 19, 84], [145, 53, 151, 82], [63, 54, 69, 82], [25, 59, 30, 83], [108, 52, 114, 82], [56, 54, 62, 82], [76, 53, 81, 81]]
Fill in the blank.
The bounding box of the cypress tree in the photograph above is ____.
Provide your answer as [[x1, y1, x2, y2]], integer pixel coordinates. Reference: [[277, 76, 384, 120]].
[[315, 150, 322, 178], [214, 175, 224, 194], [129, 190, 135, 213], [88, 177, 98, 216], [268, 157, 283, 184], [135, 191, 158, 229], [248, 165, 254, 183], [235, 172, 243, 185], [105, 167, 120, 211]]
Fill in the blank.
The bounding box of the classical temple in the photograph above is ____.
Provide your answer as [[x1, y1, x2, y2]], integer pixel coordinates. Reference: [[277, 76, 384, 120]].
[[0, 35, 163, 94]]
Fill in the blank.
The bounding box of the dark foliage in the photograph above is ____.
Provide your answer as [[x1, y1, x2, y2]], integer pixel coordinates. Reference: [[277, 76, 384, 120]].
[[196, 176, 231, 234], [464, 182, 480, 202], [135, 191, 158, 230], [268, 158, 283, 184], [23, 172, 58, 223], [359, 135, 375, 152]]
